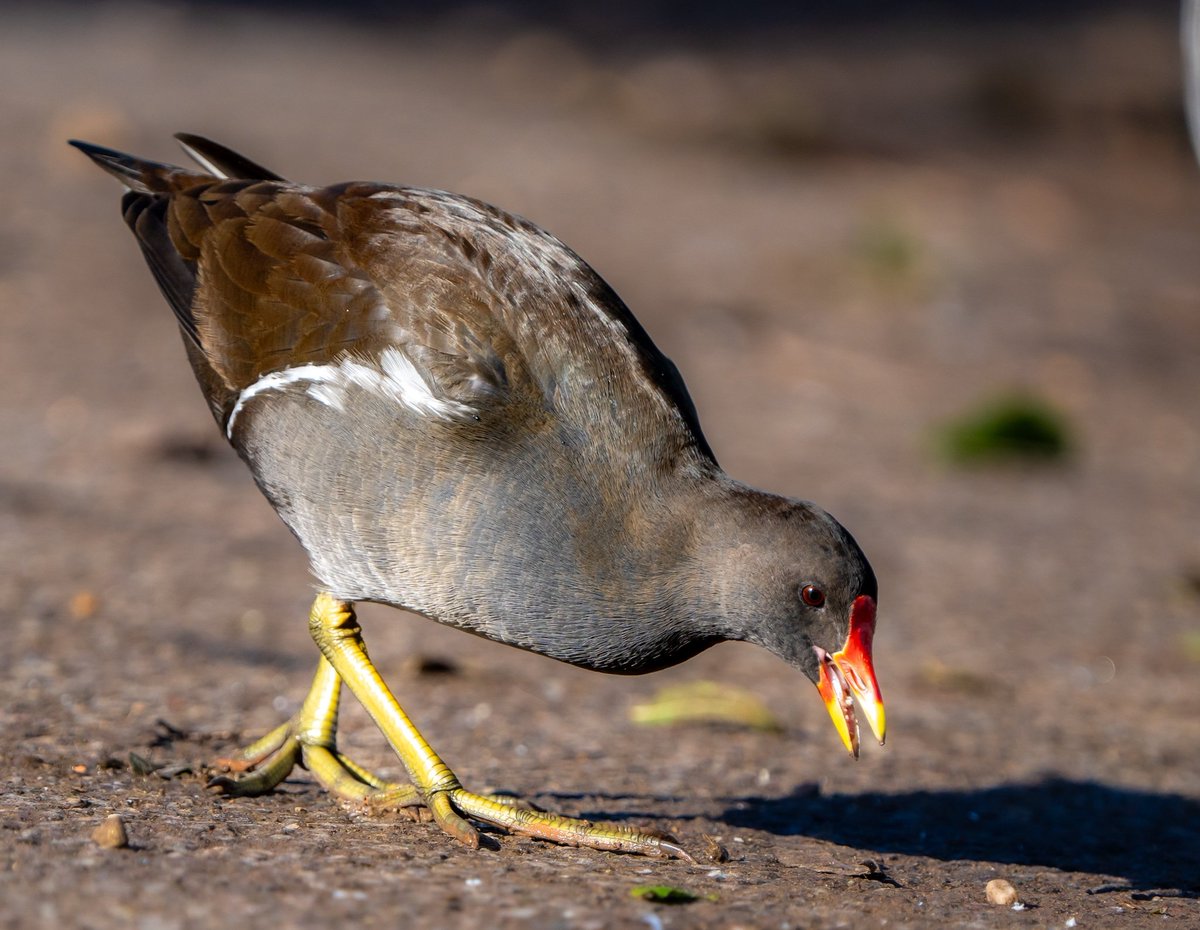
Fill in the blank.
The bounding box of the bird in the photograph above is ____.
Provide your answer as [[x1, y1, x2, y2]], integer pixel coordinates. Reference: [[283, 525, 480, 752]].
[[70, 134, 885, 860]]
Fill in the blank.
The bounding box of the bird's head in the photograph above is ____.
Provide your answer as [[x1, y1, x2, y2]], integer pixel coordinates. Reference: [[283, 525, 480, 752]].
[[703, 494, 885, 758]]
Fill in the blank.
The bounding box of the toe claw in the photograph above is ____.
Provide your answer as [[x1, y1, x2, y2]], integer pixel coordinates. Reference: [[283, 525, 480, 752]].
[[429, 790, 481, 848], [206, 774, 248, 796]]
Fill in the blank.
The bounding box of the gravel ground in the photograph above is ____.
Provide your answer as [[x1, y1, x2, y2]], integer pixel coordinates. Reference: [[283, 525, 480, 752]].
[[2, 5, 1199, 928]]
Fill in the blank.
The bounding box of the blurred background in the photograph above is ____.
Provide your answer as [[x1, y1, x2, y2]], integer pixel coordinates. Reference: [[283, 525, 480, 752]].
[[2, 1, 1198, 927]]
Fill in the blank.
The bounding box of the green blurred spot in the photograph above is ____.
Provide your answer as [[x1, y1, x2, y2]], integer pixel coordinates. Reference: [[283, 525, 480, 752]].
[[1180, 631, 1200, 663], [630, 680, 781, 731], [855, 219, 921, 281], [630, 885, 717, 904], [937, 393, 1072, 465]]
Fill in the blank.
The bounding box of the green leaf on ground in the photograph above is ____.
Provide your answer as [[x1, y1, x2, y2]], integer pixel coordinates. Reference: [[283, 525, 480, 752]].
[[629, 680, 781, 731], [936, 393, 1072, 465], [630, 885, 717, 904]]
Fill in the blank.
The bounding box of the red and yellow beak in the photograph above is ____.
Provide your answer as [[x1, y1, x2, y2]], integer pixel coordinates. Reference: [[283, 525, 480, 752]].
[[815, 594, 886, 758]]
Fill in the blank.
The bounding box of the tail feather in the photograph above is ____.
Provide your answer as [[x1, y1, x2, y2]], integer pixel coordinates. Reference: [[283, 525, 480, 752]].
[[120, 192, 200, 345], [70, 133, 282, 426], [173, 133, 285, 181], [71, 138, 207, 349], [69, 134, 283, 192], [67, 138, 206, 193]]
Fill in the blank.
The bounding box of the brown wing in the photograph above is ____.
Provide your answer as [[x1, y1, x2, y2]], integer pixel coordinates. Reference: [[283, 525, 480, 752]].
[[181, 178, 713, 467], [75, 136, 713, 468], [332, 185, 716, 468], [128, 178, 512, 426]]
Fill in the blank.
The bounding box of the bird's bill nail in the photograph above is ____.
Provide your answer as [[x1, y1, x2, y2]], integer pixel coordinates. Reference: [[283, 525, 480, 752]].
[[816, 648, 859, 758], [832, 594, 886, 746]]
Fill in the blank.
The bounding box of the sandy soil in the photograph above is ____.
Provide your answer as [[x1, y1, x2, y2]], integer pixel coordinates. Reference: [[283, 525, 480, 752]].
[[2, 5, 1199, 928]]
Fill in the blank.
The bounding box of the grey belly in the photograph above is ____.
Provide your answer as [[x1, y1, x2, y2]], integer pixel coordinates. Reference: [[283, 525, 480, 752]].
[[235, 386, 627, 659]]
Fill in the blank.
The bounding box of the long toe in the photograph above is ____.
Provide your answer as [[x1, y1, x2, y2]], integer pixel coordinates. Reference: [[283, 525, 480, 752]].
[[208, 735, 302, 796], [448, 787, 696, 862]]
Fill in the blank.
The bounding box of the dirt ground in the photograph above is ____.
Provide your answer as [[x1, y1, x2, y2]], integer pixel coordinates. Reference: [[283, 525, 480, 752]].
[[3, 5, 1199, 928]]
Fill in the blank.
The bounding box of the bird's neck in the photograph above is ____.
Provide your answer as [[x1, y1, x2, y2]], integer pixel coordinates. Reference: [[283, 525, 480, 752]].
[[664, 473, 803, 643]]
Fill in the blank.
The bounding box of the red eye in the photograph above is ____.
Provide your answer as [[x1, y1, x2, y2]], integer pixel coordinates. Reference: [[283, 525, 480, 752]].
[[801, 584, 825, 608]]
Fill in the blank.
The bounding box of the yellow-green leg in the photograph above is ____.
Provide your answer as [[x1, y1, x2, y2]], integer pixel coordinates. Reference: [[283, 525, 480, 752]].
[[308, 592, 694, 861], [208, 655, 424, 811]]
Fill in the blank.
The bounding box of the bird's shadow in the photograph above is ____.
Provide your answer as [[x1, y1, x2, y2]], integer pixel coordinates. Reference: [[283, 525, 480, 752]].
[[722, 777, 1199, 897]]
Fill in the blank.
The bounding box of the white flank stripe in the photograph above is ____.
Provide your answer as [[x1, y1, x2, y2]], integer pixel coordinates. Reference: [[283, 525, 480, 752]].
[[225, 348, 473, 438], [226, 364, 332, 437], [304, 380, 346, 411]]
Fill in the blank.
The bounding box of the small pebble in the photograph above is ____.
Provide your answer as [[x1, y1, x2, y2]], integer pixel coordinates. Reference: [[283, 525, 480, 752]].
[[702, 834, 729, 863], [985, 878, 1018, 906], [91, 814, 129, 849]]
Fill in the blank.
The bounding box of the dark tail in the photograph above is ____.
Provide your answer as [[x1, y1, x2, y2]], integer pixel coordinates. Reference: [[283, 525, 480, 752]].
[[68, 134, 284, 192], [68, 139, 200, 193], [69, 134, 287, 425]]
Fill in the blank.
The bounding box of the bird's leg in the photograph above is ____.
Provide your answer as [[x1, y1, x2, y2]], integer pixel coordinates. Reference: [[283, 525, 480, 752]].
[[209, 655, 422, 812], [308, 592, 694, 861]]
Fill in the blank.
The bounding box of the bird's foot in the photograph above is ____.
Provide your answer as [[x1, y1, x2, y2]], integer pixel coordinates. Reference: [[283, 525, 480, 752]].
[[208, 655, 421, 806], [206, 723, 691, 859], [208, 718, 300, 795], [439, 786, 696, 862], [305, 592, 697, 861], [357, 785, 533, 822], [208, 715, 419, 805]]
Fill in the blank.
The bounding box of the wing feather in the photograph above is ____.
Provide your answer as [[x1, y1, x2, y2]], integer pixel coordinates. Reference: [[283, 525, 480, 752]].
[[77, 136, 713, 466]]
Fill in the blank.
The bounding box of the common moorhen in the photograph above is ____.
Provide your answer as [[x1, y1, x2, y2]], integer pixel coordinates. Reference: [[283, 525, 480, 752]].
[[71, 135, 885, 860]]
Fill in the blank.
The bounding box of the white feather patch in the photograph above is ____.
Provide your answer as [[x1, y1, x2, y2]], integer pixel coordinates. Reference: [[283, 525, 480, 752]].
[[225, 348, 473, 438]]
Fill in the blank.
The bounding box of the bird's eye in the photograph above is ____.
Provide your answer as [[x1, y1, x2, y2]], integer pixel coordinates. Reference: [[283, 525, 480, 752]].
[[800, 584, 826, 608]]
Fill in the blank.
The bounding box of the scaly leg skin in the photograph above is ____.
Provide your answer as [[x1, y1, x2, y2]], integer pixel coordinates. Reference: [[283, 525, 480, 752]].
[[308, 592, 695, 862], [208, 655, 425, 814]]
